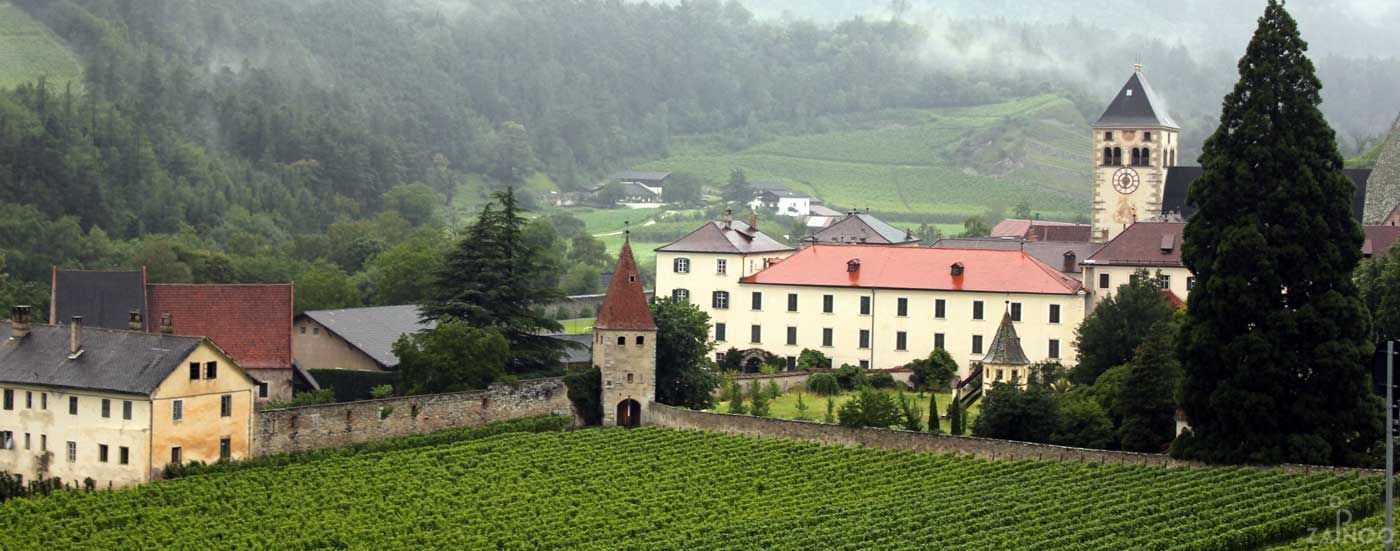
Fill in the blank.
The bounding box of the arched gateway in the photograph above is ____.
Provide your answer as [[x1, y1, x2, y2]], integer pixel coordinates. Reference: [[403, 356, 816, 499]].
[[616, 399, 642, 427]]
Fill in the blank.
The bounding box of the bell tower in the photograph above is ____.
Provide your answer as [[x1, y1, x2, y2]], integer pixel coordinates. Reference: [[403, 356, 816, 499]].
[[592, 237, 657, 427], [1091, 65, 1180, 243]]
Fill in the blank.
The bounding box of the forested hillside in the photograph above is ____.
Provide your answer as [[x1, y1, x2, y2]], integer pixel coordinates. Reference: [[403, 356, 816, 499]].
[[2, 0, 1398, 319], [0, 0, 1079, 317]]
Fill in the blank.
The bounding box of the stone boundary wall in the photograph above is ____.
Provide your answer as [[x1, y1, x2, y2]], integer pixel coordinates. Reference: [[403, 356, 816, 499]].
[[254, 378, 572, 456], [648, 403, 1379, 477]]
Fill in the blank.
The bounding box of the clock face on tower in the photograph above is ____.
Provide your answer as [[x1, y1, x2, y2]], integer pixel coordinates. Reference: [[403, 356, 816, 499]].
[[1112, 168, 1140, 195]]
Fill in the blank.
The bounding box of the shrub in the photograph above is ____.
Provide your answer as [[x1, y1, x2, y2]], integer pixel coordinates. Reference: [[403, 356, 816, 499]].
[[838, 387, 902, 428], [927, 393, 941, 434], [806, 373, 840, 396], [748, 380, 770, 417], [797, 349, 831, 371], [765, 380, 782, 400], [369, 385, 395, 399], [898, 392, 923, 431], [308, 369, 400, 402], [262, 388, 337, 410], [834, 364, 868, 390], [564, 366, 602, 426], [868, 373, 897, 389], [948, 398, 966, 435], [908, 349, 959, 391], [726, 381, 746, 415], [793, 393, 812, 421], [824, 397, 836, 423]]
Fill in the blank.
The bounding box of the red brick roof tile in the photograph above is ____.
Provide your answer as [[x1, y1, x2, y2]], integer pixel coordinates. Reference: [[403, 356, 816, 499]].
[[596, 242, 657, 331], [146, 284, 293, 369], [739, 245, 1083, 295]]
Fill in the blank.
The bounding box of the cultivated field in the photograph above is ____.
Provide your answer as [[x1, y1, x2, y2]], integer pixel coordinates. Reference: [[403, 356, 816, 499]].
[[638, 95, 1092, 222], [0, 2, 83, 91], [0, 427, 1379, 549]]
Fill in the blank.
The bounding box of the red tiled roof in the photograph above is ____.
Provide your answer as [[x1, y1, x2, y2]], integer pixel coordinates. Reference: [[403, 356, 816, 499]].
[[1084, 222, 1185, 267], [596, 242, 657, 331], [1364, 225, 1400, 257], [146, 284, 293, 369], [1161, 290, 1186, 309], [739, 245, 1083, 295], [991, 219, 1088, 239]]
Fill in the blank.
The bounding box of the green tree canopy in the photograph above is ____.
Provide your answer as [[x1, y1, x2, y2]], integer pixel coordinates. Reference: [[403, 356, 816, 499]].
[[294, 262, 363, 313], [907, 349, 959, 391], [1070, 269, 1177, 386], [1173, 0, 1380, 466], [393, 321, 510, 395], [652, 297, 721, 410], [1118, 322, 1184, 453], [972, 382, 1059, 443], [423, 188, 564, 374], [838, 387, 902, 428]]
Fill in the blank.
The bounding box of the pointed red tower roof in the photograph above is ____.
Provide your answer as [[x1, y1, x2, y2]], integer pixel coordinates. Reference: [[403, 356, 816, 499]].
[[596, 241, 656, 331]]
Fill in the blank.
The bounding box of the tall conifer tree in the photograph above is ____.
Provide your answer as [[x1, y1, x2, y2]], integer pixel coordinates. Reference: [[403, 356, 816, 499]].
[[424, 188, 564, 373], [1173, 0, 1380, 466]]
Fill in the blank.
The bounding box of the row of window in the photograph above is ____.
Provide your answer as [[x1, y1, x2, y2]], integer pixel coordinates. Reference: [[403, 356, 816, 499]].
[[3, 390, 237, 421], [1101, 146, 1154, 167], [672, 258, 726, 275], [2, 389, 131, 419], [0, 431, 233, 465], [686, 291, 1062, 323], [1096, 272, 1195, 291], [189, 361, 219, 380], [712, 322, 1061, 358], [1103, 131, 1159, 143]]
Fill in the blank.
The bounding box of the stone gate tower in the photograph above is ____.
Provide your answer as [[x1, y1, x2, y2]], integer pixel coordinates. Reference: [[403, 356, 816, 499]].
[[1091, 66, 1180, 243], [592, 238, 657, 427]]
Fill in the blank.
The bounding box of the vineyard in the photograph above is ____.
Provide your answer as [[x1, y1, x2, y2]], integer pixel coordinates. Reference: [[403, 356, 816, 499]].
[[638, 95, 1093, 222], [0, 427, 1381, 549], [0, 2, 83, 91]]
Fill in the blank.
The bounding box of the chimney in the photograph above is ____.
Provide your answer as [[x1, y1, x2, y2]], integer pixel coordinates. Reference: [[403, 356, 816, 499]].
[[951, 262, 965, 277], [69, 316, 83, 357], [159, 313, 173, 335], [1063, 251, 1077, 273], [9, 305, 32, 339], [128, 309, 143, 331], [847, 259, 861, 273], [723, 208, 733, 228], [748, 209, 758, 231]]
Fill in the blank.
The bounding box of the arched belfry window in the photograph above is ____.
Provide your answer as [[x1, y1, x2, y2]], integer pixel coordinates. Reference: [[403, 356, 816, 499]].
[[1141, 149, 1150, 166], [1102, 147, 1113, 166], [1131, 148, 1141, 166], [1112, 147, 1122, 166]]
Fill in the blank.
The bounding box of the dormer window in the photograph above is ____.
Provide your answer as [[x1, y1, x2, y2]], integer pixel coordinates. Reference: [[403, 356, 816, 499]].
[[847, 259, 860, 273], [1125, 89, 1134, 97], [951, 262, 965, 277]]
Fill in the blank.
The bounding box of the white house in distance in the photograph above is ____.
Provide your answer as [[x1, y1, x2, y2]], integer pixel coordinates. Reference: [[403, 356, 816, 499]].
[[749, 189, 814, 217]]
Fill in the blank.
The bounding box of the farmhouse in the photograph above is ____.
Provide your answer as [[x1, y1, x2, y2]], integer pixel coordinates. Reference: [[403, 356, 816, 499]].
[[748, 189, 815, 217], [804, 212, 919, 246], [0, 306, 258, 488]]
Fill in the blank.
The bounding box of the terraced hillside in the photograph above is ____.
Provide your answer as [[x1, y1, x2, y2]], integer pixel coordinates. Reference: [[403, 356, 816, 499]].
[[639, 95, 1092, 222], [0, 2, 82, 91], [0, 427, 1379, 549]]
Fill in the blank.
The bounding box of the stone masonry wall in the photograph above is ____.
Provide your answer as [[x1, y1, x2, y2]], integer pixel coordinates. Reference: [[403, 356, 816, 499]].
[[723, 369, 915, 396], [254, 378, 572, 456], [648, 403, 1378, 477]]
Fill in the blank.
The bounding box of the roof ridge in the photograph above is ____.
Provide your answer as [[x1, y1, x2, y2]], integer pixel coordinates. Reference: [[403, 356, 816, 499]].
[[1019, 250, 1084, 293]]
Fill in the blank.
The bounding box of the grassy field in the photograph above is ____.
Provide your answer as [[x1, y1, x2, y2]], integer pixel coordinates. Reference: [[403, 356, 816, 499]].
[[559, 317, 595, 334], [717, 386, 978, 433], [0, 427, 1378, 549], [0, 2, 83, 91], [638, 95, 1092, 222]]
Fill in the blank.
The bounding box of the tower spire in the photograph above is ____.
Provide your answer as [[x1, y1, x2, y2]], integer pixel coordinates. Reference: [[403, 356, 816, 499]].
[[595, 241, 655, 331]]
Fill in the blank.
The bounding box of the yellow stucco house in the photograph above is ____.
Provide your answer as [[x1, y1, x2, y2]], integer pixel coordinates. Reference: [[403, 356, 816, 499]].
[[1, 307, 257, 488]]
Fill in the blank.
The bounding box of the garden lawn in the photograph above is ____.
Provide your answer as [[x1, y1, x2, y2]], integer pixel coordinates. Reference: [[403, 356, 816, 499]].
[[719, 387, 978, 433]]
